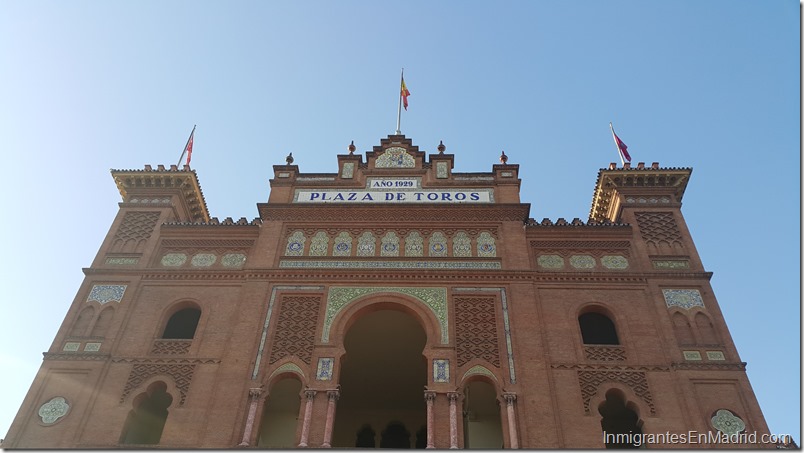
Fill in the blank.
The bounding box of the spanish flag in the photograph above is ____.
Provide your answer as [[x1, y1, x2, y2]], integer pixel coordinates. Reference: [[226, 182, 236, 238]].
[[401, 76, 411, 110]]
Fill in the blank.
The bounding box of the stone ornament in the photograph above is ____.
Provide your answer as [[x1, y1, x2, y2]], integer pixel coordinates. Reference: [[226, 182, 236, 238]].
[[404, 231, 424, 256], [570, 255, 596, 269], [477, 232, 497, 258], [683, 350, 702, 361], [161, 253, 187, 267], [309, 232, 330, 256], [357, 232, 376, 256], [63, 342, 80, 352], [38, 397, 70, 424], [191, 253, 217, 267], [711, 409, 746, 436], [538, 254, 564, 269], [333, 232, 352, 256], [375, 147, 416, 168], [436, 161, 448, 179], [663, 289, 705, 310], [380, 232, 400, 257], [653, 259, 690, 269], [341, 162, 355, 179], [105, 257, 139, 265], [285, 231, 306, 256], [84, 342, 102, 352], [601, 255, 628, 269], [706, 351, 726, 361], [86, 285, 127, 304], [453, 232, 472, 257], [429, 232, 448, 257]]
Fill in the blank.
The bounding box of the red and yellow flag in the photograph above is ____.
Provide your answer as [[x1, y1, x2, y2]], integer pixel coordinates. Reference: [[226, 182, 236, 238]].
[[401, 76, 411, 110]]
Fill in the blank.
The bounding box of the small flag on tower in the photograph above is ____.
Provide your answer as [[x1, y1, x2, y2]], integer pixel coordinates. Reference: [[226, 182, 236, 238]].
[[178, 125, 196, 168], [610, 123, 631, 163], [401, 75, 411, 110]]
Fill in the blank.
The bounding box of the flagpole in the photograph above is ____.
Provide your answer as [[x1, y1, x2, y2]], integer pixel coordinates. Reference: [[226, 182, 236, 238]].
[[395, 69, 403, 135], [177, 125, 196, 167], [610, 122, 625, 166]]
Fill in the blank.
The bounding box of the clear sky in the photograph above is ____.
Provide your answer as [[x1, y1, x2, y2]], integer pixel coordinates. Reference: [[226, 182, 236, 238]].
[[0, 0, 799, 444]]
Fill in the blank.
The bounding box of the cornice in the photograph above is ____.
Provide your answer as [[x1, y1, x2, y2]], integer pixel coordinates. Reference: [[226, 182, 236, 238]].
[[671, 361, 747, 371], [589, 165, 692, 223], [257, 203, 531, 223], [111, 165, 210, 222]]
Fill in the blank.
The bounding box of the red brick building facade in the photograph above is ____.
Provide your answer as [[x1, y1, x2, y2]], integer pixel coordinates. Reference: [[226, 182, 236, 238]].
[[4, 135, 770, 448]]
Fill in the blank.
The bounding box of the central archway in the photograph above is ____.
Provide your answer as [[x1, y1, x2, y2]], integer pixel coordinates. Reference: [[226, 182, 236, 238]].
[[332, 309, 428, 448]]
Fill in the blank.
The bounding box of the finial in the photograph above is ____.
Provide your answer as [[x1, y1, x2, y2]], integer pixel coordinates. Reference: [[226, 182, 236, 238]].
[[348, 140, 356, 155], [499, 150, 508, 165], [285, 152, 294, 165], [437, 140, 446, 154]]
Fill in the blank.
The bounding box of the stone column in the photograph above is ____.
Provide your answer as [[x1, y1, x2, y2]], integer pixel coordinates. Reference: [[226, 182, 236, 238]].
[[298, 389, 317, 448], [503, 392, 519, 449], [321, 389, 340, 448], [424, 391, 436, 449], [448, 392, 459, 449], [238, 388, 264, 447]]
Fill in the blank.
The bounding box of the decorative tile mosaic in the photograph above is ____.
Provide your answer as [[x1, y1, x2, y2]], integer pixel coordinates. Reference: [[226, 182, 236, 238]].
[[277, 172, 290, 178], [84, 342, 102, 352], [538, 254, 564, 269], [357, 231, 376, 256], [429, 232, 448, 257], [161, 253, 187, 267], [375, 147, 416, 168], [341, 162, 355, 179], [324, 287, 448, 344], [87, 285, 127, 304], [285, 231, 306, 256], [436, 161, 448, 179], [63, 342, 80, 352], [405, 231, 424, 257], [333, 232, 352, 256], [38, 397, 69, 424], [309, 232, 330, 256], [433, 359, 450, 383], [380, 232, 400, 257], [477, 232, 496, 258], [653, 260, 690, 270], [706, 351, 726, 361], [711, 409, 746, 435], [279, 260, 502, 270], [105, 257, 139, 265], [453, 232, 472, 257], [601, 255, 628, 269], [570, 255, 596, 269], [221, 253, 247, 268], [317, 357, 334, 380], [191, 253, 217, 267], [663, 289, 705, 310], [500, 171, 513, 177], [683, 350, 702, 361]]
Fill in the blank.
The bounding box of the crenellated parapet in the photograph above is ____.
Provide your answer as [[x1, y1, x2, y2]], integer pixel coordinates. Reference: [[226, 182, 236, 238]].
[[589, 162, 692, 223]]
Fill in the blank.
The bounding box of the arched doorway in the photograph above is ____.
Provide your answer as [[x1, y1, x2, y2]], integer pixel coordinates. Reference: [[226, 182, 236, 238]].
[[257, 377, 302, 447], [332, 309, 428, 448], [463, 379, 503, 449]]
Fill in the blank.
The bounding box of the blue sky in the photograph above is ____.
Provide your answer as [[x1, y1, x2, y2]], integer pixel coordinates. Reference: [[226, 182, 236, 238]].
[[1, 0, 799, 444]]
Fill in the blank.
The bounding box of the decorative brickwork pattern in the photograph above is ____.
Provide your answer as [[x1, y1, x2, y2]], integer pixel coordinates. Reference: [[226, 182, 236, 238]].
[[150, 340, 192, 355], [455, 297, 501, 367], [121, 363, 196, 405], [584, 345, 627, 362], [269, 295, 321, 365], [578, 369, 655, 415], [112, 211, 160, 253], [635, 212, 683, 246]]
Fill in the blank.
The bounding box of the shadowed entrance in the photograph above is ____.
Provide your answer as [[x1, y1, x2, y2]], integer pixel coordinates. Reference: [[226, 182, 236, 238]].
[[332, 309, 427, 448]]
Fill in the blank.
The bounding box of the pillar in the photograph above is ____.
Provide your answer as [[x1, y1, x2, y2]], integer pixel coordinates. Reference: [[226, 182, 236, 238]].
[[448, 391, 459, 449], [238, 388, 263, 447], [424, 391, 436, 449], [321, 389, 339, 448], [503, 392, 519, 449], [298, 389, 316, 447]]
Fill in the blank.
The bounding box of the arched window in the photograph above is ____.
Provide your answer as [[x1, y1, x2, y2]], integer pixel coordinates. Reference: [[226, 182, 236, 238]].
[[579, 312, 620, 345], [120, 381, 173, 445], [70, 307, 95, 337], [380, 421, 411, 449], [672, 312, 695, 345], [161, 307, 201, 339], [695, 312, 719, 345], [355, 424, 376, 448], [91, 307, 115, 337], [599, 389, 642, 449]]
